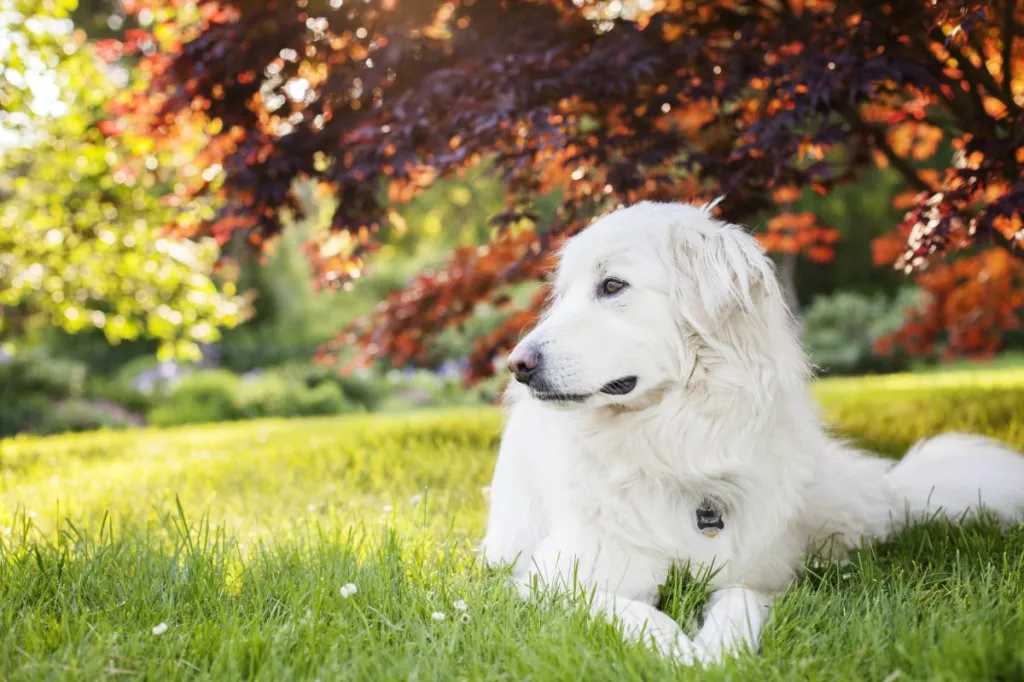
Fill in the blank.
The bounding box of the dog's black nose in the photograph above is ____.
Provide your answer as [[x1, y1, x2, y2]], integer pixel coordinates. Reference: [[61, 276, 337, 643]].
[[508, 345, 541, 385]]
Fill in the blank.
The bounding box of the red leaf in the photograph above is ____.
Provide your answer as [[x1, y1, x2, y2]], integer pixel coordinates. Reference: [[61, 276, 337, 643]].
[[94, 39, 123, 63], [97, 119, 125, 136]]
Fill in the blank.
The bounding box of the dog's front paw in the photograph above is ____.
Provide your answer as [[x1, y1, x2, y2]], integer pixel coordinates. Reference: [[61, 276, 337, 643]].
[[676, 636, 725, 668], [669, 636, 703, 667], [641, 628, 707, 666], [687, 639, 749, 668]]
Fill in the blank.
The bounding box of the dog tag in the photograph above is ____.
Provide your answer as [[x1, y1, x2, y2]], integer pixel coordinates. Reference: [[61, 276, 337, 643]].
[[696, 496, 725, 538]]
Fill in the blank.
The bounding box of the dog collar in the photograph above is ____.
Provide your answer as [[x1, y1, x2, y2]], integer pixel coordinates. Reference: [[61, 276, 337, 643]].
[[696, 496, 726, 538]]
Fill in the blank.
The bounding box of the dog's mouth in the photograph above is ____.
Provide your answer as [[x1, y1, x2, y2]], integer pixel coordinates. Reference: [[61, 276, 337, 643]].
[[530, 390, 590, 403], [599, 376, 638, 396], [531, 376, 638, 403]]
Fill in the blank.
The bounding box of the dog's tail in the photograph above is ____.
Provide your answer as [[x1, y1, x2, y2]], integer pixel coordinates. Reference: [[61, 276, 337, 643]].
[[885, 433, 1024, 528]]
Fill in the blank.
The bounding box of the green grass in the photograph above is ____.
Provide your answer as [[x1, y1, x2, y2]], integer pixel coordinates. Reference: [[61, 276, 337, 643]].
[[2, 371, 1024, 681], [909, 350, 1024, 375]]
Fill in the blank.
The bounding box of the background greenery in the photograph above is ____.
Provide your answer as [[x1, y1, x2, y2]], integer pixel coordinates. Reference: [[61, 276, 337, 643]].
[[6, 0, 1023, 438], [1, 159, 1013, 437], [1, 0, 243, 360]]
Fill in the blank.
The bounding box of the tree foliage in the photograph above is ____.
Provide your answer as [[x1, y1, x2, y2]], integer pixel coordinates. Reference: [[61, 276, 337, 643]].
[[113, 0, 1023, 377], [0, 0, 245, 360], [1, 0, 77, 143]]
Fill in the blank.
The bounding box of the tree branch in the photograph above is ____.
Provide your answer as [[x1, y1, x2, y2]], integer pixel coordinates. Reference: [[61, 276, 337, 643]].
[[1004, 0, 1019, 141], [923, 112, 961, 137], [936, 27, 1021, 117], [907, 32, 987, 137], [983, 219, 1023, 254], [838, 103, 931, 193], [1003, 0, 1017, 102], [845, 98, 1021, 256]]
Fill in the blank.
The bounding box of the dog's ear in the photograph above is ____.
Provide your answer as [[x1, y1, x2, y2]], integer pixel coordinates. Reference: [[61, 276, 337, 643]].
[[668, 206, 808, 399], [668, 219, 781, 342]]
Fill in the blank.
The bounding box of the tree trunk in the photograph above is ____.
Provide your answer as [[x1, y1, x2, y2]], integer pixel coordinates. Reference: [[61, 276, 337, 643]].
[[778, 252, 803, 338]]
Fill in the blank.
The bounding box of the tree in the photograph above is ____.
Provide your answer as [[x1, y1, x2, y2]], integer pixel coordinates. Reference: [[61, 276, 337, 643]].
[[113, 0, 1022, 377], [0, 0, 245, 360]]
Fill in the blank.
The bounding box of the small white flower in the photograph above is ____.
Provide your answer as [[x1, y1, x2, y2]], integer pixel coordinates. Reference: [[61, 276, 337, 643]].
[[152, 622, 169, 636], [460, 613, 471, 624], [382, 505, 393, 513], [307, 504, 316, 512], [409, 494, 423, 506], [340, 583, 358, 599], [431, 611, 446, 621], [453, 599, 467, 612]]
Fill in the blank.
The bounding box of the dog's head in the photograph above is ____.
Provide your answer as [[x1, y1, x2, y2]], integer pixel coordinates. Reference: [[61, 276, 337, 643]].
[[507, 201, 795, 409]]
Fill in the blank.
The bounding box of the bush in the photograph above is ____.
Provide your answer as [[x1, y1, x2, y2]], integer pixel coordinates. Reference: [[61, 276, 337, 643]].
[[218, 324, 328, 374], [237, 372, 353, 419], [234, 374, 292, 419], [290, 382, 349, 416], [147, 371, 242, 427], [271, 362, 383, 411], [40, 328, 159, 378], [0, 349, 87, 437], [217, 220, 373, 373], [803, 289, 920, 376], [39, 400, 138, 435], [147, 367, 356, 427], [0, 349, 85, 399], [375, 369, 492, 412], [86, 364, 159, 415], [0, 395, 53, 438]]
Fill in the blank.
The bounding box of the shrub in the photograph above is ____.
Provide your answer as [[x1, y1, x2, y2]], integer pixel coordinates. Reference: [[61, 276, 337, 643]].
[[147, 371, 242, 427], [271, 362, 383, 411], [237, 373, 354, 419], [803, 289, 920, 376], [86, 370, 158, 415], [40, 328, 159, 378], [235, 374, 296, 419], [147, 367, 356, 427], [0, 395, 53, 438], [0, 349, 87, 437], [0, 349, 85, 399], [218, 324, 326, 374], [376, 369, 491, 412], [290, 382, 349, 416], [39, 400, 138, 435]]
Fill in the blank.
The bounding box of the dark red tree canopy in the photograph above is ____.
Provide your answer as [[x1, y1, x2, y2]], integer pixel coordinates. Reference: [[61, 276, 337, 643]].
[[114, 0, 1023, 378]]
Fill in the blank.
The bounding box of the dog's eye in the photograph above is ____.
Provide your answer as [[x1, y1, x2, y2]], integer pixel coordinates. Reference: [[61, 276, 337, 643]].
[[598, 277, 628, 297]]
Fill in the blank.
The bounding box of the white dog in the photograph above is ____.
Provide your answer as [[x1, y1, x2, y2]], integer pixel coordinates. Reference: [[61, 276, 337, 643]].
[[481, 201, 1024, 665]]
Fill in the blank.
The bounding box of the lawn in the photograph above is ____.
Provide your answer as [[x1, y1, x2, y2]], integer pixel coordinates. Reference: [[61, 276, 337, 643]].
[[2, 371, 1024, 681]]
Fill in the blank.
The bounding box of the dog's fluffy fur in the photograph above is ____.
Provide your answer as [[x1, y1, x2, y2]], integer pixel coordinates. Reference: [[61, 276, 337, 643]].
[[482, 201, 1024, 664]]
